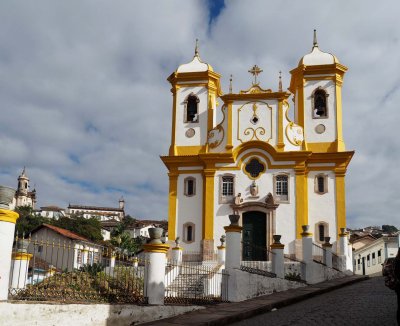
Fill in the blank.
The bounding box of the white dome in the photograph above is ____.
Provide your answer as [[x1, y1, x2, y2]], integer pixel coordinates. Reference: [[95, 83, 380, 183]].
[[177, 55, 213, 73], [299, 46, 338, 66]]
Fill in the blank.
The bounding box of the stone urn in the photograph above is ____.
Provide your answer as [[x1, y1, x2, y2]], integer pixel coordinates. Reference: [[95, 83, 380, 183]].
[[340, 227, 347, 235], [148, 227, 164, 244], [301, 225, 310, 233], [324, 236, 331, 244], [220, 235, 226, 246], [0, 185, 15, 209], [228, 214, 240, 226], [16, 239, 30, 253], [273, 234, 282, 244]]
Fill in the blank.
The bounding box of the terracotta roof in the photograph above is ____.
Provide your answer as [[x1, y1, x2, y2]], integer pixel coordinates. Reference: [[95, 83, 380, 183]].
[[36, 224, 89, 242], [68, 204, 123, 212]]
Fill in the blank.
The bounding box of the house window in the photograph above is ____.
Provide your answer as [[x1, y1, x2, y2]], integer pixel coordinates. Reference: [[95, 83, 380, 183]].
[[312, 88, 328, 118], [378, 250, 382, 263], [372, 252, 376, 265], [183, 222, 195, 243], [367, 254, 370, 267], [357, 259, 361, 270], [185, 94, 199, 123], [314, 174, 328, 194], [274, 174, 289, 202], [315, 222, 328, 244], [184, 177, 196, 197]]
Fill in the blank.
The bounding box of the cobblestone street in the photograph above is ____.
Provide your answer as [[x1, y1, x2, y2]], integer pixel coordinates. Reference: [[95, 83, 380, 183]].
[[231, 276, 397, 326]]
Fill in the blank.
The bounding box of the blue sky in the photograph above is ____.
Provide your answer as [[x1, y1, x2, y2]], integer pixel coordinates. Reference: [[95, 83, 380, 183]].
[[0, 0, 399, 228]]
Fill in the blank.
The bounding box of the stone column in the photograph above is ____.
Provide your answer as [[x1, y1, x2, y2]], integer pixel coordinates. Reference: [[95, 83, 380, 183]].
[[338, 228, 349, 272], [224, 215, 242, 270], [322, 237, 333, 269], [217, 235, 226, 265], [0, 206, 19, 301], [10, 252, 32, 289], [270, 235, 285, 279], [144, 227, 169, 305], [301, 225, 313, 283]]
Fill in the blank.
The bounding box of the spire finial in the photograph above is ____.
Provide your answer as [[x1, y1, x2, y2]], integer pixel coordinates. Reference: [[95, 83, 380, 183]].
[[313, 29, 318, 48], [195, 38, 199, 57], [248, 64, 263, 85], [229, 74, 233, 93], [278, 71, 282, 92]]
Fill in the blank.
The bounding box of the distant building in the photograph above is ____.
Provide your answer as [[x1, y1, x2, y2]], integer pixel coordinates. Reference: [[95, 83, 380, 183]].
[[67, 198, 125, 222], [353, 234, 399, 276], [36, 206, 66, 220]]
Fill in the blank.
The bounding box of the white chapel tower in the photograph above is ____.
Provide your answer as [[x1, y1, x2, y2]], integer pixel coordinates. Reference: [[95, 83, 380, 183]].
[[162, 33, 354, 261]]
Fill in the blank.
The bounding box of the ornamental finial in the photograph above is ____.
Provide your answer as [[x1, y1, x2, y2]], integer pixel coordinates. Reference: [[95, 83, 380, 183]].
[[278, 71, 282, 92], [313, 29, 318, 48], [248, 64, 263, 85], [229, 74, 233, 93], [195, 38, 199, 57]]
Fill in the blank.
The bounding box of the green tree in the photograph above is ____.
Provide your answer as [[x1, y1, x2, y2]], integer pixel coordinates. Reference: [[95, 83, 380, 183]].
[[382, 225, 398, 234], [15, 206, 46, 235]]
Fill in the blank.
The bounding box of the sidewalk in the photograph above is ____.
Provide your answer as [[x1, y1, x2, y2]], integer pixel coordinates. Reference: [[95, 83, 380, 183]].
[[142, 275, 369, 326]]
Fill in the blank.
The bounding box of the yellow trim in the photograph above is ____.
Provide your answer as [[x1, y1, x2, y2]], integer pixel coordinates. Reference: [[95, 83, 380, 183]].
[[270, 243, 285, 249], [12, 252, 33, 260], [217, 245, 226, 250], [143, 243, 170, 254], [169, 86, 178, 156], [175, 146, 206, 155], [295, 169, 308, 239], [307, 142, 337, 153], [202, 168, 215, 239], [335, 171, 346, 236], [0, 209, 19, 224], [277, 100, 285, 151], [168, 171, 179, 241], [224, 225, 243, 233], [322, 243, 333, 248], [242, 156, 266, 180], [335, 81, 345, 151], [301, 231, 313, 237], [172, 247, 183, 251]]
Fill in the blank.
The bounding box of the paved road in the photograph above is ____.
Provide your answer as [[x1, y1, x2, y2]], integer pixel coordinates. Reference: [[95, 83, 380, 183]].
[[231, 276, 397, 326]]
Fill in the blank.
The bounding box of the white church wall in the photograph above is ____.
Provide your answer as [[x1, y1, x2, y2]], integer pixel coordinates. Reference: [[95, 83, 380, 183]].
[[175, 86, 209, 147], [176, 173, 203, 251], [303, 79, 337, 143], [307, 171, 337, 243]]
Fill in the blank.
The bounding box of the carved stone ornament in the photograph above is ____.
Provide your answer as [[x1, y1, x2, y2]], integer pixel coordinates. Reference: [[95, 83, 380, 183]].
[[234, 193, 243, 205], [185, 128, 195, 138], [315, 124, 326, 134], [250, 181, 258, 196]]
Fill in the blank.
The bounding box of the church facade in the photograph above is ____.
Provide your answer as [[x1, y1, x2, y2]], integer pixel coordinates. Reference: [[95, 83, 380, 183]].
[[161, 33, 354, 259]]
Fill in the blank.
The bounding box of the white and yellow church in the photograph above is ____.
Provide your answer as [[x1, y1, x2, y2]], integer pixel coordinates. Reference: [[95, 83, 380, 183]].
[[161, 32, 354, 260]]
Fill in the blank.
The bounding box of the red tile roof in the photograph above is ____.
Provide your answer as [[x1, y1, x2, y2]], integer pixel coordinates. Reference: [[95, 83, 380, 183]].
[[41, 224, 89, 242]]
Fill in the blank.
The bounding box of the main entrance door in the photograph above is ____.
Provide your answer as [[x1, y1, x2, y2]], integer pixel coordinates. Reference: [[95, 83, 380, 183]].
[[242, 211, 267, 261]]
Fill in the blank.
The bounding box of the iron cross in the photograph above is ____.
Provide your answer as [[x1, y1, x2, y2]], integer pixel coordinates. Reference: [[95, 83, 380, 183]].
[[248, 64, 263, 85]]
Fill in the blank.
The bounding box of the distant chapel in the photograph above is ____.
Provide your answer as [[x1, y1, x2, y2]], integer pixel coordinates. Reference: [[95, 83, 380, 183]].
[[161, 32, 354, 260]]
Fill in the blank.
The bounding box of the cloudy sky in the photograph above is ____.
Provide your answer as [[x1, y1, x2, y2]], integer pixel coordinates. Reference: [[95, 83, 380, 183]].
[[0, 0, 399, 228]]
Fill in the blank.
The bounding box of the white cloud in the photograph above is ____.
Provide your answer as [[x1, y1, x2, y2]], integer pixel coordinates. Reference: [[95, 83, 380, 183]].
[[0, 0, 399, 228]]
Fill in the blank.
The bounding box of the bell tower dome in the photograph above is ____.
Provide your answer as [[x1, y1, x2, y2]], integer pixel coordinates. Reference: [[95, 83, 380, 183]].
[[289, 30, 348, 152]]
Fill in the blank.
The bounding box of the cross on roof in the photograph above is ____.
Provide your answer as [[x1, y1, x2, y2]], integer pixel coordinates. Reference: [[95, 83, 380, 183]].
[[248, 64, 263, 85]]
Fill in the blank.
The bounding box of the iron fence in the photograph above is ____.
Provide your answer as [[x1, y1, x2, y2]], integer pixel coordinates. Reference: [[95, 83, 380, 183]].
[[312, 243, 326, 265], [241, 241, 273, 262], [8, 233, 147, 303], [164, 262, 228, 304]]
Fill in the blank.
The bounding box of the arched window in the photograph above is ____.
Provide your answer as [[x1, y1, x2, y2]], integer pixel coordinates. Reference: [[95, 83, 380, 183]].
[[183, 222, 195, 243], [274, 174, 289, 202], [314, 174, 328, 194], [315, 222, 329, 243], [185, 94, 199, 123], [312, 88, 328, 118], [184, 177, 196, 197]]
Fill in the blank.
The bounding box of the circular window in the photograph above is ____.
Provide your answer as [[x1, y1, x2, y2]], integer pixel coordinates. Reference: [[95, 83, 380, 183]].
[[244, 157, 265, 179], [315, 124, 326, 134], [185, 128, 195, 138]]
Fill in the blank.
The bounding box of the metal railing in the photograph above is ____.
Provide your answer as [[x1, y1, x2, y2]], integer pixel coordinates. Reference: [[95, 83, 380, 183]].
[[164, 262, 228, 304], [332, 252, 340, 271], [312, 243, 326, 265], [8, 233, 147, 303], [241, 241, 273, 262]]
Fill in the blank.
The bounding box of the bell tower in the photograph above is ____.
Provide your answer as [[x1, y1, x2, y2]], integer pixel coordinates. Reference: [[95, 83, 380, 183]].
[[167, 40, 222, 156], [17, 167, 29, 196], [289, 30, 348, 152]]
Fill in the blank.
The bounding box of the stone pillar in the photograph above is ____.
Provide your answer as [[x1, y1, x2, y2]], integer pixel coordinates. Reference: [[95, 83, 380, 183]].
[[217, 235, 226, 265], [10, 252, 32, 289], [338, 228, 348, 256], [270, 235, 285, 279], [0, 207, 19, 301], [301, 225, 313, 283], [322, 237, 333, 269], [144, 227, 169, 305], [224, 215, 242, 270]]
